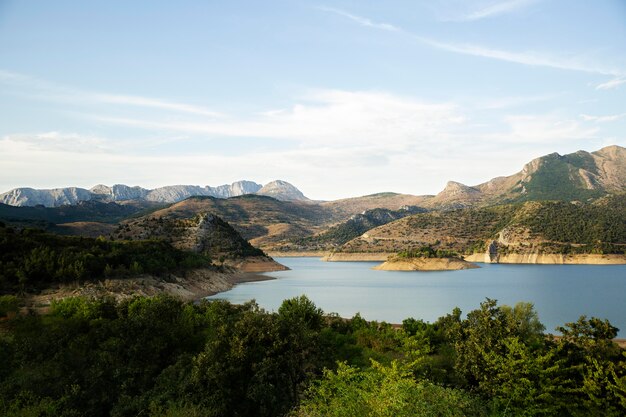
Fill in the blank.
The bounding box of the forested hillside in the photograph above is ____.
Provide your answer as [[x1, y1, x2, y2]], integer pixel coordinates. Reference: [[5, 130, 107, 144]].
[[339, 194, 626, 255], [0, 224, 212, 293]]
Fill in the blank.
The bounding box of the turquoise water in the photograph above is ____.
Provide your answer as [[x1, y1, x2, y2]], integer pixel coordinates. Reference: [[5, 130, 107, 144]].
[[207, 257, 626, 335]]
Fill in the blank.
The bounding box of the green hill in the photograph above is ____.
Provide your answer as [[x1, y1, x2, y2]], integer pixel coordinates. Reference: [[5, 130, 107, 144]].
[[339, 194, 626, 255]]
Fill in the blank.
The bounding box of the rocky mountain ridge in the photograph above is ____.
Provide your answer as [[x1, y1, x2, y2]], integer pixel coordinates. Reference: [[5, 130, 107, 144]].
[[0, 180, 308, 207], [422, 145, 626, 209]]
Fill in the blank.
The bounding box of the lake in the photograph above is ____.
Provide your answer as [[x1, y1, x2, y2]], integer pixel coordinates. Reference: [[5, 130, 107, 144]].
[[207, 257, 626, 336]]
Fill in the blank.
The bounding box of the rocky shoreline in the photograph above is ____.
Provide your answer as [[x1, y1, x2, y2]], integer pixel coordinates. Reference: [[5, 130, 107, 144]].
[[282, 251, 626, 265], [464, 253, 626, 264], [24, 268, 276, 310], [23, 256, 289, 309]]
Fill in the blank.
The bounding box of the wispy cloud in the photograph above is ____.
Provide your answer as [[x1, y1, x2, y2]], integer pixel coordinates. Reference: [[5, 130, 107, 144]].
[[580, 113, 626, 123], [0, 70, 224, 117], [446, 0, 540, 21], [596, 77, 626, 90], [316, 6, 400, 32], [91, 89, 466, 148], [3, 131, 112, 153], [319, 8, 624, 77]]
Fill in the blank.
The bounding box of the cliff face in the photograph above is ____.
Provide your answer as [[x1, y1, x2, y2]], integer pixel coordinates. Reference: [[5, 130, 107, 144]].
[[0, 187, 94, 207], [465, 252, 626, 265]]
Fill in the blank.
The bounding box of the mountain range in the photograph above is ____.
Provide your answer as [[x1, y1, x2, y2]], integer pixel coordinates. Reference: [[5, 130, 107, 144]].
[[0, 179, 309, 207], [0, 145, 624, 256]]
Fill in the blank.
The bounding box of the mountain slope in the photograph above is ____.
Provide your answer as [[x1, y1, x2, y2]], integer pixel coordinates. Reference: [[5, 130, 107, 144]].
[[257, 180, 310, 201], [321, 192, 434, 218], [116, 195, 336, 250], [338, 194, 626, 256], [294, 205, 428, 250], [422, 145, 626, 209]]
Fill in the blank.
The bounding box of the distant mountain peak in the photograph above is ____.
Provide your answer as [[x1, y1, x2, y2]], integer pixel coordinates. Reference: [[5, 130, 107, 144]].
[[257, 180, 310, 202], [442, 181, 479, 194]]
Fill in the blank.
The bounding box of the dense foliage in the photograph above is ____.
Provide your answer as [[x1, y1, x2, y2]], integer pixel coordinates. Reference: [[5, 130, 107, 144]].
[[518, 196, 626, 247], [0, 200, 155, 226], [0, 296, 624, 416], [515, 153, 606, 202], [390, 195, 626, 255], [0, 224, 212, 293], [397, 246, 458, 259]]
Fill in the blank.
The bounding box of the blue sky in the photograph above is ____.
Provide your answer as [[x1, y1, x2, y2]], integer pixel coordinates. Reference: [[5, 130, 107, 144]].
[[0, 0, 625, 200]]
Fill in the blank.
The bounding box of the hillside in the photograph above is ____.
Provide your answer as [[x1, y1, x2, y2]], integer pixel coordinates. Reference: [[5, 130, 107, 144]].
[[336, 194, 626, 257], [321, 192, 433, 217], [0, 200, 160, 225], [292, 205, 428, 251], [422, 145, 626, 209], [124, 195, 338, 249], [0, 224, 214, 294], [115, 211, 287, 272]]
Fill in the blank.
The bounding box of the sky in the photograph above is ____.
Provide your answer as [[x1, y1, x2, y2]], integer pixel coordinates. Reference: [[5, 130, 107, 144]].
[[0, 0, 625, 200]]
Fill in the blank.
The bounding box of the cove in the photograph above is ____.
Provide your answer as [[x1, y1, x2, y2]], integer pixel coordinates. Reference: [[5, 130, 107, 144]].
[[207, 257, 626, 336]]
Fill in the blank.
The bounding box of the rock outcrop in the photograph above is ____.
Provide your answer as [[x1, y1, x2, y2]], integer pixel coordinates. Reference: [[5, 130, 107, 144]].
[[257, 180, 310, 202], [373, 256, 479, 271]]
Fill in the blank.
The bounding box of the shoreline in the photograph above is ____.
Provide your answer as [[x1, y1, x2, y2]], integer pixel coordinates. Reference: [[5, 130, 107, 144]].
[[322, 252, 394, 262], [266, 251, 326, 258], [23, 268, 277, 310], [269, 251, 626, 265], [465, 253, 626, 265]]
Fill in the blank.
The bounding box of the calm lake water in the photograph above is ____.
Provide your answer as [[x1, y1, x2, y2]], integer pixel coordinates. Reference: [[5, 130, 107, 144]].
[[207, 257, 626, 336]]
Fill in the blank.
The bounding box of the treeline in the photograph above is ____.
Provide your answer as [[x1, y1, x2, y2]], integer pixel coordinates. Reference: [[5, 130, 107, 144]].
[[0, 224, 212, 293], [397, 245, 458, 259], [1, 296, 624, 416]]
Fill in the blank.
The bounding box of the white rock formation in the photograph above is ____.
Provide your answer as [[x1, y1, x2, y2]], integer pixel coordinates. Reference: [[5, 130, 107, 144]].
[[0, 180, 307, 207]]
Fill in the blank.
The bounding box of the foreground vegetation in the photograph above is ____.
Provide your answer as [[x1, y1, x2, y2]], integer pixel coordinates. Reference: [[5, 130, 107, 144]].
[[0, 295, 624, 416]]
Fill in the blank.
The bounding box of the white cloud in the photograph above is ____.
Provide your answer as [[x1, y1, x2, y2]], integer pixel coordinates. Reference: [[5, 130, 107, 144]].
[[0, 70, 617, 199], [92, 94, 225, 118], [580, 113, 626, 123], [319, 8, 624, 77], [596, 77, 626, 90], [91, 89, 466, 148], [0, 108, 606, 199], [2, 131, 111, 153]]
